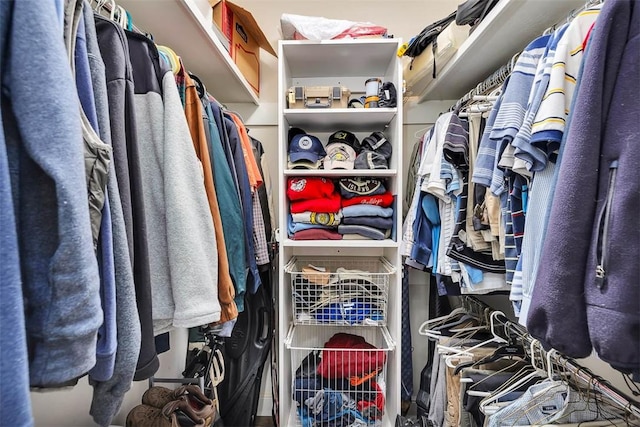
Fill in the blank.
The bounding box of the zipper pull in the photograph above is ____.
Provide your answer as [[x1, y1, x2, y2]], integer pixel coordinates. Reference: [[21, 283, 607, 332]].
[[595, 264, 606, 289]]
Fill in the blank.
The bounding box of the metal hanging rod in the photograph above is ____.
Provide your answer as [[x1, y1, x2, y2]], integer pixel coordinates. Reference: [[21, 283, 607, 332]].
[[90, 0, 147, 36], [459, 296, 640, 420]]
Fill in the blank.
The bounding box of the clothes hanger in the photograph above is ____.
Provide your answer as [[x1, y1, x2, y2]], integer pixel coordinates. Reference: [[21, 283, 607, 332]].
[[107, 0, 117, 21], [188, 72, 207, 99], [441, 310, 509, 364], [418, 307, 467, 337], [452, 331, 526, 375], [413, 125, 433, 141], [463, 338, 541, 394], [478, 341, 549, 416], [157, 45, 181, 75]]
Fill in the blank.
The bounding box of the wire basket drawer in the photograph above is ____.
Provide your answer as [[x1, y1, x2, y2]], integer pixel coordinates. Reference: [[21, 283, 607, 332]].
[[286, 325, 395, 427], [285, 256, 396, 327]]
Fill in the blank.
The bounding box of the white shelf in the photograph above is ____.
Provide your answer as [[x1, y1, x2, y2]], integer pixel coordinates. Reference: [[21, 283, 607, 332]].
[[278, 39, 403, 427], [283, 239, 399, 248], [284, 108, 397, 131], [417, 0, 586, 102], [118, 0, 259, 104], [284, 169, 397, 177], [281, 39, 400, 78]]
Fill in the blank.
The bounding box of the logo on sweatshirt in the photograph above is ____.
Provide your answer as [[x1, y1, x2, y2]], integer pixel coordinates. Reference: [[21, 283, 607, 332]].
[[310, 212, 338, 226], [290, 178, 307, 192], [339, 178, 383, 195]]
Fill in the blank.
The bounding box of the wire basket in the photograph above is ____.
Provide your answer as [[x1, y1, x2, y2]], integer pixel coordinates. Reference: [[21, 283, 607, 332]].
[[285, 256, 395, 327], [286, 325, 395, 427]]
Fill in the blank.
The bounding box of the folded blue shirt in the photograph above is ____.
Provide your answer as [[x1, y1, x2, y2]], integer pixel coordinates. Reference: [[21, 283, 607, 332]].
[[342, 205, 393, 218]]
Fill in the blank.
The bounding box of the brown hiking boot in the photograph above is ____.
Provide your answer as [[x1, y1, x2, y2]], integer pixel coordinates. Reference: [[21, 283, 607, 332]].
[[125, 399, 206, 427], [142, 385, 211, 409], [170, 395, 218, 427]]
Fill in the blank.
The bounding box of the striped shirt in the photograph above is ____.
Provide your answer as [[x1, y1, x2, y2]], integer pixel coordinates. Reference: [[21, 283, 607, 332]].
[[529, 6, 602, 149], [489, 34, 550, 196], [472, 90, 504, 189], [518, 8, 601, 326], [447, 114, 507, 275], [511, 23, 569, 173]]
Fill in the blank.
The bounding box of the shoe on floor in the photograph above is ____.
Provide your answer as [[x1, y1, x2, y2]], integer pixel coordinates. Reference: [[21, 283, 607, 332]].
[[142, 385, 211, 409], [126, 399, 205, 427]]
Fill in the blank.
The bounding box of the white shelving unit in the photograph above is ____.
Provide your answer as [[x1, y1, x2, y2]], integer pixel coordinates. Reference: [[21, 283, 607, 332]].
[[417, 0, 586, 102], [118, 0, 260, 104], [283, 169, 397, 177], [284, 108, 398, 131], [277, 38, 403, 427]]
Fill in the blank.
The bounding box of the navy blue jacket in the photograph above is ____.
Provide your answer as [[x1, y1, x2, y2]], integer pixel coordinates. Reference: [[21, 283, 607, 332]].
[[528, 0, 640, 377]]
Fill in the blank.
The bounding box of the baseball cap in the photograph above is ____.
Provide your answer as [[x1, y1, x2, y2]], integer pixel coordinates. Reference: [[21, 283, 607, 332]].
[[289, 134, 326, 164], [354, 150, 388, 169], [288, 127, 306, 143], [360, 131, 392, 160], [328, 130, 360, 153], [323, 143, 356, 170], [287, 156, 322, 170]]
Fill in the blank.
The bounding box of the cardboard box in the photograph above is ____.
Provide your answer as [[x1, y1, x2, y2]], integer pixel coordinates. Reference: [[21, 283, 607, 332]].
[[210, 0, 277, 95]]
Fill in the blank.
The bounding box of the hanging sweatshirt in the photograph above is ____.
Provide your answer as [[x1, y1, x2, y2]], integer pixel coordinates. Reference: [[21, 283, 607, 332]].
[[70, 3, 117, 384], [4, 0, 102, 387], [95, 15, 158, 381], [225, 114, 261, 299], [86, 6, 141, 425], [0, 3, 34, 423], [204, 100, 247, 309], [183, 71, 237, 325], [126, 32, 221, 333]]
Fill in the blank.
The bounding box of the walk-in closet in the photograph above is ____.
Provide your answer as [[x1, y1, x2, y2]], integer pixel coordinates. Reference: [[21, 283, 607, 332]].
[[1, 0, 638, 426]]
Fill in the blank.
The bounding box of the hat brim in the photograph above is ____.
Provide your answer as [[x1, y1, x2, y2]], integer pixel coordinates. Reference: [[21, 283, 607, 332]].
[[354, 158, 388, 169], [324, 160, 355, 170], [289, 151, 321, 163], [288, 159, 321, 170]]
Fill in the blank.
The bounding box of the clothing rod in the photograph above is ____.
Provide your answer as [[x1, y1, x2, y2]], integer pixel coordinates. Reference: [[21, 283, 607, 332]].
[[473, 95, 499, 101], [450, 59, 511, 111], [554, 352, 640, 420], [460, 296, 640, 419], [92, 0, 146, 36]]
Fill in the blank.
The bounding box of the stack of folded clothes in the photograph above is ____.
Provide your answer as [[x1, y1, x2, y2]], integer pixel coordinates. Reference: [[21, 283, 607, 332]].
[[293, 333, 387, 427], [287, 177, 343, 240], [338, 178, 394, 240]]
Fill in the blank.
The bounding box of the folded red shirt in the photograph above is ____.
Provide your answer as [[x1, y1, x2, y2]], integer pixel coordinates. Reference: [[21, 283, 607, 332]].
[[287, 177, 335, 201], [341, 192, 394, 208], [290, 192, 341, 213], [316, 333, 386, 379]]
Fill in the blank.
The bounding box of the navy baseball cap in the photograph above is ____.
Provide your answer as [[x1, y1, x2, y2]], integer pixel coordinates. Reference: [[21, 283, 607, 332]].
[[354, 150, 388, 169], [360, 131, 392, 160], [328, 130, 361, 153], [289, 134, 326, 163]]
